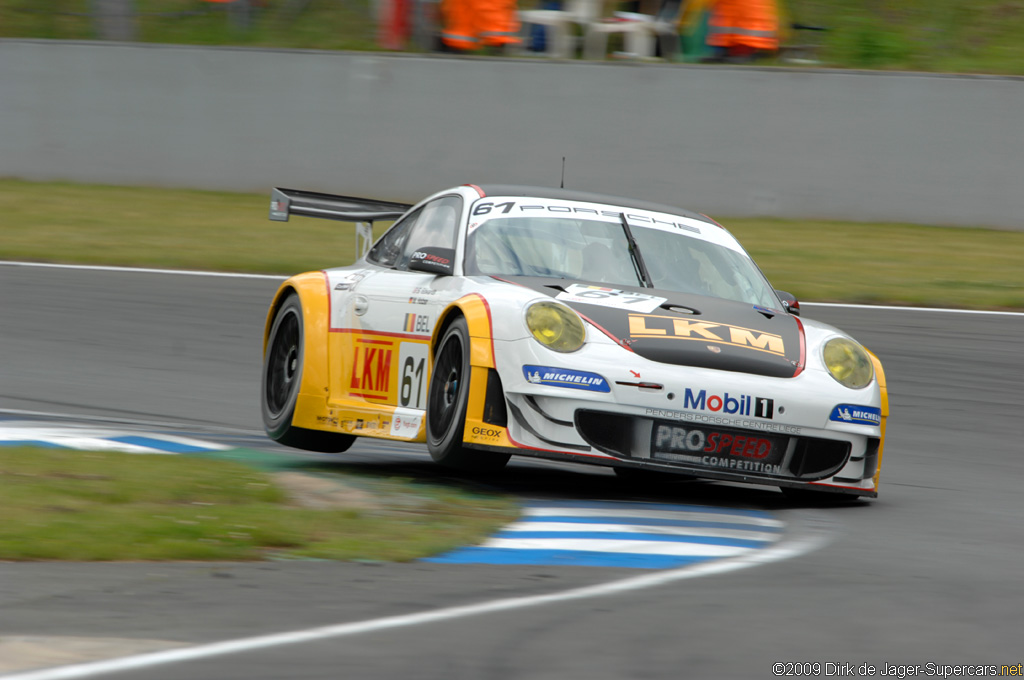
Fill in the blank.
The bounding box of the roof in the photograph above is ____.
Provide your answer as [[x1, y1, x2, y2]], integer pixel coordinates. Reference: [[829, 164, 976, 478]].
[[473, 184, 716, 226]]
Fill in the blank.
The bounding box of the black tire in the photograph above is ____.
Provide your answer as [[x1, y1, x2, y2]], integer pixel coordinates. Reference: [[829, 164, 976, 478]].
[[261, 293, 355, 453], [426, 317, 509, 472]]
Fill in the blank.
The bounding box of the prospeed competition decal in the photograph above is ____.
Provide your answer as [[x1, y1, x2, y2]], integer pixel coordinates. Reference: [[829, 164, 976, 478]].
[[425, 500, 784, 569]]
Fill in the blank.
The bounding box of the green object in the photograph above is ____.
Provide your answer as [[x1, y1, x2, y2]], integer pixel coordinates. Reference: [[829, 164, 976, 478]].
[[680, 7, 713, 63], [2, 179, 1024, 311], [0, 446, 519, 562]]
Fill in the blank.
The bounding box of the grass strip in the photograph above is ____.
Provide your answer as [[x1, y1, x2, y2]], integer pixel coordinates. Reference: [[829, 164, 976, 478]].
[[3, 179, 1023, 310], [0, 446, 519, 562]]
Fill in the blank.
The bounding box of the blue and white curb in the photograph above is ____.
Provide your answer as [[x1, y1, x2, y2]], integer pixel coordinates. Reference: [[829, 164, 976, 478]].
[[0, 422, 230, 454], [424, 500, 783, 569]]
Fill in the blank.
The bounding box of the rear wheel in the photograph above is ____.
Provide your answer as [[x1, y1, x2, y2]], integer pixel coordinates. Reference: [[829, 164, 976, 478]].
[[426, 317, 509, 472], [262, 293, 355, 453]]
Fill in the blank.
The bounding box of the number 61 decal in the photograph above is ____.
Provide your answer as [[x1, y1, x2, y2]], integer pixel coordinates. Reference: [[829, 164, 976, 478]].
[[398, 342, 430, 409]]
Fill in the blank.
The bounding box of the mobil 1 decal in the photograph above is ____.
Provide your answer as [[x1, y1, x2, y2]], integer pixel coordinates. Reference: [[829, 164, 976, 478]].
[[682, 388, 775, 419]]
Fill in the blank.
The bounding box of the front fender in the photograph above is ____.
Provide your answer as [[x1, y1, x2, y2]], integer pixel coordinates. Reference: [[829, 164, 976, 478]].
[[866, 348, 889, 493]]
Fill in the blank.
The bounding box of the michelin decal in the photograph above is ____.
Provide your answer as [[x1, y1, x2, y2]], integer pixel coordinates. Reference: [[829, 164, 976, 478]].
[[523, 365, 610, 393]]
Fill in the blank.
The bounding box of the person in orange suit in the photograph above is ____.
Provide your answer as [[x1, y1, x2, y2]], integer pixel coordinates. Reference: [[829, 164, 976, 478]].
[[441, 0, 522, 52], [707, 0, 779, 61]]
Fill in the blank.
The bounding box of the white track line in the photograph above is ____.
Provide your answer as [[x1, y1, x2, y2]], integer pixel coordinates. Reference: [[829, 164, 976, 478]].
[[0, 518, 830, 680], [0, 408, 263, 437], [0, 261, 285, 281], [802, 301, 1024, 317], [4, 260, 1022, 316]]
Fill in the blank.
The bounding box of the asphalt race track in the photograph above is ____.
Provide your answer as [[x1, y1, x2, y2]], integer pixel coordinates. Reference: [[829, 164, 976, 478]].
[[2, 262, 1024, 679]]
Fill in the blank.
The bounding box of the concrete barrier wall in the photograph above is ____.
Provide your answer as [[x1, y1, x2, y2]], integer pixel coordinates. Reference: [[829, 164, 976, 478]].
[[2, 39, 1022, 228]]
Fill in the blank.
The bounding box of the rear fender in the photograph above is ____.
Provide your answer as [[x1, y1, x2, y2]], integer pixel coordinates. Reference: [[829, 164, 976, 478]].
[[264, 272, 331, 425]]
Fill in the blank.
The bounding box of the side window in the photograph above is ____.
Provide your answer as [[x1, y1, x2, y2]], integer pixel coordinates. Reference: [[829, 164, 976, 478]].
[[396, 195, 462, 270], [366, 208, 421, 268]]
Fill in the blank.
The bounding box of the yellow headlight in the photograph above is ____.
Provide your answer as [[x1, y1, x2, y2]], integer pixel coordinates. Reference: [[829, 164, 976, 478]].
[[823, 337, 874, 389], [525, 302, 586, 353]]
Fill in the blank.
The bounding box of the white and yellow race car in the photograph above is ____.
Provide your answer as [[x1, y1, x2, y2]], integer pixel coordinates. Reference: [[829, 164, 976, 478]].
[[262, 184, 888, 500]]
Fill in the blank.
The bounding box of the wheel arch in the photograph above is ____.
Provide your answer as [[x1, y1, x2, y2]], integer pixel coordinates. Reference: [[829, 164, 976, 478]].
[[264, 272, 332, 409], [432, 293, 515, 451], [432, 293, 496, 370]]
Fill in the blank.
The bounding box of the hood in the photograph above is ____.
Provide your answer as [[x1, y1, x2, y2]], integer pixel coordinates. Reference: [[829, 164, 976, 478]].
[[513, 278, 804, 378]]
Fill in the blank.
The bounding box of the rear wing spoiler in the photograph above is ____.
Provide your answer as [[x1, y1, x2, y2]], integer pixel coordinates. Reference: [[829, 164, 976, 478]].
[[269, 187, 412, 223], [269, 187, 413, 258]]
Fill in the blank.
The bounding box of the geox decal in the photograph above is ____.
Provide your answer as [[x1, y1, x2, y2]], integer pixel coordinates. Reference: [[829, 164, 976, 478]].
[[523, 365, 610, 392], [830, 405, 882, 426], [628, 313, 786, 356]]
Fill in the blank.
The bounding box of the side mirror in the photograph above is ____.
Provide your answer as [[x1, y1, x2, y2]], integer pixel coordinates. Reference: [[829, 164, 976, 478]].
[[776, 290, 800, 317], [408, 247, 455, 276]]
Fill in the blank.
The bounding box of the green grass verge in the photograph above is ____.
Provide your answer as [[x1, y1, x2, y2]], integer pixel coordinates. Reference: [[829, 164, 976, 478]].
[[0, 447, 519, 561], [3, 179, 1023, 310], [3, 1, 1024, 74]]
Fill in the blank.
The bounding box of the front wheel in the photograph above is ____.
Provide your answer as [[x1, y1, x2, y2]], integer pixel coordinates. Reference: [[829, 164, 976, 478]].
[[426, 317, 509, 472], [261, 293, 355, 453]]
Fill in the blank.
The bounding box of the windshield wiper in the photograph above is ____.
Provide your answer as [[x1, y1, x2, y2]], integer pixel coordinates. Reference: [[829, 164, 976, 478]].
[[619, 213, 653, 288]]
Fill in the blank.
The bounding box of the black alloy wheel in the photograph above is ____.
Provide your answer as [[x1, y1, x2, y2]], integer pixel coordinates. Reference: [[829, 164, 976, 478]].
[[261, 293, 354, 453], [426, 317, 509, 472]]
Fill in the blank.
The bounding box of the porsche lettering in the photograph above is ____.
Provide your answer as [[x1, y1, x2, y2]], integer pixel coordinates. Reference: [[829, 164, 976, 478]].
[[473, 201, 699, 232], [628, 314, 785, 355]]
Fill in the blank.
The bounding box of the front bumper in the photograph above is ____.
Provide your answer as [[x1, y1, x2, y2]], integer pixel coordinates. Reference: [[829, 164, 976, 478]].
[[482, 338, 884, 497]]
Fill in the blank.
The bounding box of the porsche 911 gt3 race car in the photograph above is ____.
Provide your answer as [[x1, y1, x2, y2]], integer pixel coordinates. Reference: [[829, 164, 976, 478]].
[[261, 184, 888, 500]]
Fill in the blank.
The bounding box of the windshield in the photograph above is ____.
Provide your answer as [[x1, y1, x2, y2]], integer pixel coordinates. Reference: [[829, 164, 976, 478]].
[[464, 209, 779, 307]]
